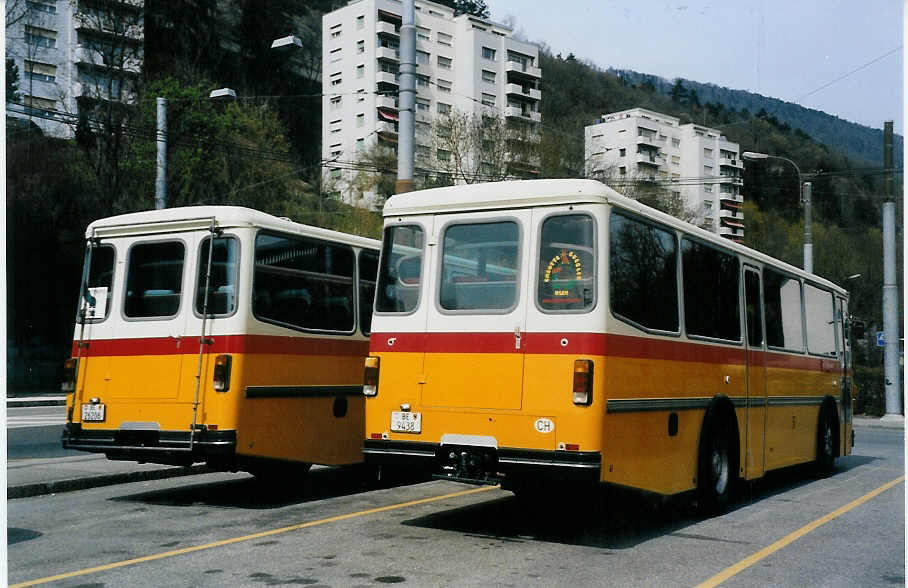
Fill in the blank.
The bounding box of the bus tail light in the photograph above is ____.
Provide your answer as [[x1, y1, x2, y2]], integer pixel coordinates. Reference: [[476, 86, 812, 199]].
[[61, 358, 79, 392], [572, 359, 593, 405], [213, 355, 232, 392], [363, 356, 380, 397]]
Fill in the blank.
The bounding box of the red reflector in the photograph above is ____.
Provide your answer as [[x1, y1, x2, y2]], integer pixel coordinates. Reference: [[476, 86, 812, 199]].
[[208, 424, 218, 431], [370, 433, 383, 439], [565, 443, 580, 451]]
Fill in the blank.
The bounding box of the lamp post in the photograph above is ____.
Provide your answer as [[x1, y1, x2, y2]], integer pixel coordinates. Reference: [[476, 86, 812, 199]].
[[742, 151, 812, 273]]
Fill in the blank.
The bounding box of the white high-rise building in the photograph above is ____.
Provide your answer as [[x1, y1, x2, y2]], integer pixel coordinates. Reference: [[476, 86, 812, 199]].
[[6, 0, 144, 138], [322, 0, 542, 206], [585, 107, 744, 242]]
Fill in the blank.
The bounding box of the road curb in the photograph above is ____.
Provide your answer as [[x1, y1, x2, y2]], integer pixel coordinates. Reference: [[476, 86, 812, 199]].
[[8, 464, 212, 499]]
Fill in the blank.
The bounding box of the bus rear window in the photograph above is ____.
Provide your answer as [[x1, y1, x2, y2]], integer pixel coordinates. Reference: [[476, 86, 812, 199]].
[[253, 232, 355, 332], [124, 241, 185, 318], [376, 225, 424, 313], [196, 237, 238, 316], [439, 221, 519, 312], [538, 214, 595, 311], [80, 244, 115, 322]]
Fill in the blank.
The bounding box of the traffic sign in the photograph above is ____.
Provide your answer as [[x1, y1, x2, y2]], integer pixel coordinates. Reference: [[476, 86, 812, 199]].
[[876, 331, 886, 347]]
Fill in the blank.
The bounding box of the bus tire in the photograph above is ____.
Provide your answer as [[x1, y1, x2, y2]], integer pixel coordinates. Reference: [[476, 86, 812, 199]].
[[697, 406, 738, 516], [815, 402, 838, 477]]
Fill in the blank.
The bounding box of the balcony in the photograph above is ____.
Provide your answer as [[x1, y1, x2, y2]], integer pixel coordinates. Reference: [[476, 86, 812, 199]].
[[504, 106, 541, 122], [376, 71, 399, 88], [636, 134, 659, 148], [376, 95, 399, 110], [74, 18, 144, 42], [636, 152, 662, 167], [505, 60, 541, 79], [376, 21, 400, 37], [719, 157, 744, 168], [377, 121, 398, 135], [505, 83, 540, 101], [718, 208, 743, 221], [74, 46, 142, 73], [718, 175, 743, 186], [376, 46, 399, 62]]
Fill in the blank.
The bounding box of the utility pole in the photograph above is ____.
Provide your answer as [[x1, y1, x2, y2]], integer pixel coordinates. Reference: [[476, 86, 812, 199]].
[[802, 181, 812, 273], [395, 0, 415, 194], [881, 120, 902, 422], [155, 97, 167, 209]]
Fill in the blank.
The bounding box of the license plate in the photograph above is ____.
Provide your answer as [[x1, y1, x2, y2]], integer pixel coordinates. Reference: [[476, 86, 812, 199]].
[[390, 411, 421, 433], [81, 403, 106, 422]]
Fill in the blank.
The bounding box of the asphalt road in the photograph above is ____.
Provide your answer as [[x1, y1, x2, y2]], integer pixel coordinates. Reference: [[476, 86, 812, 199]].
[[6, 406, 82, 460], [7, 427, 903, 587]]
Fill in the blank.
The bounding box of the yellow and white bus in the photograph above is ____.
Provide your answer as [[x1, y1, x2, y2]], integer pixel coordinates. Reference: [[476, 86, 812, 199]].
[[62, 206, 380, 478], [362, 179, 855, 511]]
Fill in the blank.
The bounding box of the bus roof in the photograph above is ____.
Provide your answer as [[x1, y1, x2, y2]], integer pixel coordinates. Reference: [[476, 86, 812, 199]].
[[85, 205, 380, 250], [383, 179, 846, 294]]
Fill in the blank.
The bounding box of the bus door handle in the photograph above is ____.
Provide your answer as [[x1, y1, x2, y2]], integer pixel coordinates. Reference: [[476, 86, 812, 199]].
[[514, 327, 521, 350]]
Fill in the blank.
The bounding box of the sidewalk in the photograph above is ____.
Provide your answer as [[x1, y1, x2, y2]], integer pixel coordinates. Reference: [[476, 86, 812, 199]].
[[7, 454, 210, 499]]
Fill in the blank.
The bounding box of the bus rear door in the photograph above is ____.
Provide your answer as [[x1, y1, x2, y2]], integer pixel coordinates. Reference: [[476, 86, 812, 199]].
[[744, 266, 767, 479], [420, 211, 530, 416]]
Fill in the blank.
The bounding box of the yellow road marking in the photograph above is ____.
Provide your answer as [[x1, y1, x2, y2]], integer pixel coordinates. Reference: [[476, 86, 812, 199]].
[[12, 484, 498, 587], [697, 475, 905, 588]]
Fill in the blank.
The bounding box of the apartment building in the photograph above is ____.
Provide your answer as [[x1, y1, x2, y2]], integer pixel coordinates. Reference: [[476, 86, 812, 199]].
[[322, 0, 542, 206], [585, 107, 744, 242], [6, 0, 144, 138]]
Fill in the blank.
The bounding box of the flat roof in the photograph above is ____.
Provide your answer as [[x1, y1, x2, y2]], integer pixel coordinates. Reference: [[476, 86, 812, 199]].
[[85, 205, 380, 249]]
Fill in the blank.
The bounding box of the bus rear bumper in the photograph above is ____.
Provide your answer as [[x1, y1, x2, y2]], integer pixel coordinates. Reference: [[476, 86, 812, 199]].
[[363, 439, 601, 485], [62, 423, 236, 466]]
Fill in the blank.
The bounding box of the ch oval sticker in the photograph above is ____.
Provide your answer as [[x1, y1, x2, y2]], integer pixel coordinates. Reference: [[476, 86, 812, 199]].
[[534, 418, 555, 434]]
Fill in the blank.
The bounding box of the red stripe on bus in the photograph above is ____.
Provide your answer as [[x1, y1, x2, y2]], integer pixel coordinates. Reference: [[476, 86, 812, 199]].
[[72, 334, 369, 357], [369, 331, 839, 372]]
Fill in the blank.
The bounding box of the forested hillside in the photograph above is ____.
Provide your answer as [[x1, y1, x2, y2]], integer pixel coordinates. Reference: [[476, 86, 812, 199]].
[[610, 68, 903, 167]]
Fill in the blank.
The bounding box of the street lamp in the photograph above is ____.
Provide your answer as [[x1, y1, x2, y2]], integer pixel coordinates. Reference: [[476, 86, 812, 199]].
[[209, 88, 237, 101], [270, 35, 302, 52], [742, 151, 813, 273]]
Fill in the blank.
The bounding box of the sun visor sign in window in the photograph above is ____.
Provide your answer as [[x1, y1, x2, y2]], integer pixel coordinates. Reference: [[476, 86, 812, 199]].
[[539, 214, 595, 311]]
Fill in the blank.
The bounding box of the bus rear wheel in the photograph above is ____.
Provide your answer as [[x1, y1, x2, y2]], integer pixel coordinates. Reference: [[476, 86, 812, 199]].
[[697, 411, 737, 516], [815, 405, 837, 477]]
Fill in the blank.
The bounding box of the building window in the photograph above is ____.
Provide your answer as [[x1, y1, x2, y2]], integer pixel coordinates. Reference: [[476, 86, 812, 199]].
[[416, 50, 429, 65], [671, 155, 680, 165], [704, 147, 713, 158], [704, 185, 713, 193], [416, 98, 430, 112], [438, 31, 452, 46], [619, 148, 626, 157], [329, 47, 341, 62], [437, 79, 451, 94], [356, 113, 364, 127], [356, 15, 365, 29], [357, 138, 365, 151], [330, 96, 342, 110], [416, 74, 430, 88], [26, 1, 55, 14], [330, 75, 342, 86], [23, 95, 55, 111], [25, 25, 56, 48], [437, 149, 451, 162], [357, 39, 364, 54], [330, 24, 342, 38], [437, 55, 452, 69], [704, 165, 713, 175], [357, 89, 366, 102], [671, 137, 680, 147], [481, 93, 495, 107], [437, 102, 450, 114], [481, 46, 496, 61], [482, 69, 496, 84], [356, 64, 364, 78], [619, 166, 626, 175], [417, 26, 430, 41], [24, 60, 56, 83]]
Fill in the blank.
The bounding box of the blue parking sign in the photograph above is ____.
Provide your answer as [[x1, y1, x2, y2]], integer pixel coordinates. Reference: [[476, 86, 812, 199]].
[[876, 331, 886, 347]]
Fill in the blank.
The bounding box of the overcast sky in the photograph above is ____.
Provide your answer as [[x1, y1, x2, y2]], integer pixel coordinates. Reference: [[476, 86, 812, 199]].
[[491, 0, 903, 134]]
